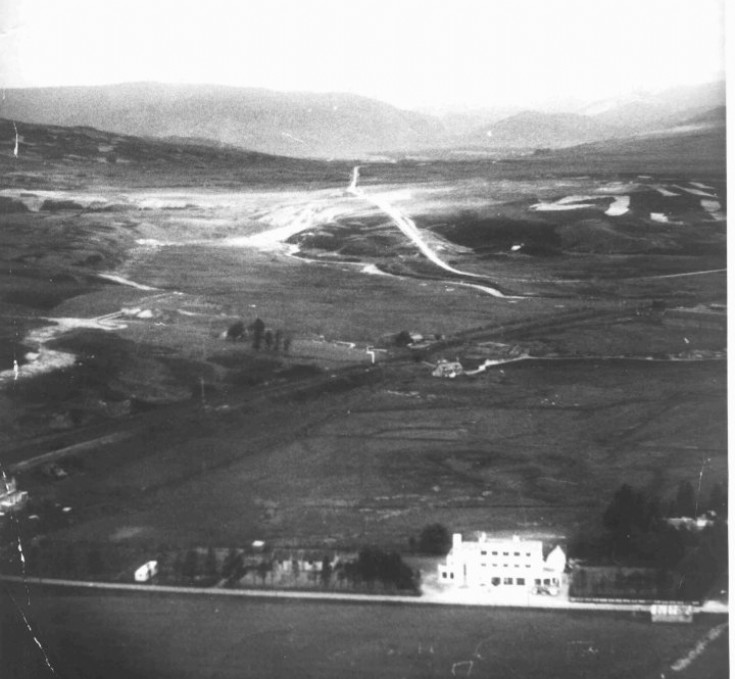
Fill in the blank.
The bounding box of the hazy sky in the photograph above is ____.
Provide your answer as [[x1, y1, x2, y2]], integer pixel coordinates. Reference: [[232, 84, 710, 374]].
[[0, 0, 726, 110]]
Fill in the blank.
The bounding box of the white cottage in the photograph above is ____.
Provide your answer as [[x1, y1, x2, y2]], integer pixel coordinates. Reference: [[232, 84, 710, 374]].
[[432, 359, 463, 379], [438, 533, 565, 593]]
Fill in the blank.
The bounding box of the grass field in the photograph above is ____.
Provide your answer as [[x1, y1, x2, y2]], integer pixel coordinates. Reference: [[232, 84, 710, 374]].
[[38, 355, 725, 551], [2, 586, 727, 679]]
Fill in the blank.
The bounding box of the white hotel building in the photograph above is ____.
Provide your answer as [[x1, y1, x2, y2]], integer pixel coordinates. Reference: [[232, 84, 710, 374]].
[[438, 533, 566, 593]]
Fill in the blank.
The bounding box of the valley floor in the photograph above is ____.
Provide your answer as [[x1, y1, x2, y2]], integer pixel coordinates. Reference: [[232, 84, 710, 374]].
[[0, 128, 727, 678]]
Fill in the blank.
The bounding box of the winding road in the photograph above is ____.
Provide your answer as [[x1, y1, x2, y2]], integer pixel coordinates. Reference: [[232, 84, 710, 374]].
[[347, 167, 511, 298]]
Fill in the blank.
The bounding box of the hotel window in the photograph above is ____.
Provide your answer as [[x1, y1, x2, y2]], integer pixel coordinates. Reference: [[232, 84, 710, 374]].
[[491, 577, 500, 586], [503, 577, 513, 585], [442, 572, 447, 579], [534, 579, 541, 585], [526, 552, 531, 557], [503, 552, 509, 556], [514, 552, 520, 557], [516, 578, 525, 586], [481, 563, 487, 567], [526, 564, 531, 568], [492, 551, 498, 556], [480, 550, 487, 556]]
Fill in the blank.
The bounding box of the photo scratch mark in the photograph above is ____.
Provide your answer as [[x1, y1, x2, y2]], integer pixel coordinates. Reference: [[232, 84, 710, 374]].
[[4, 586, 60, 676], [2, 461, 59, 673], [2, 461, 58, 672], [1, 466, 33, 608]]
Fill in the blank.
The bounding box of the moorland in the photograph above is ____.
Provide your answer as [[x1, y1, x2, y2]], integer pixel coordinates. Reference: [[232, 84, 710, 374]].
[[0, 109, 727, 678]]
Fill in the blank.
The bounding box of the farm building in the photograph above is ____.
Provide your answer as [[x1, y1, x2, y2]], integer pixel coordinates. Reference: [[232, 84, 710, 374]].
[[273, 549, 338, 575], [438, 533, 565, 593], [0, 477, 28, 514], [432, 359, 464, 378]]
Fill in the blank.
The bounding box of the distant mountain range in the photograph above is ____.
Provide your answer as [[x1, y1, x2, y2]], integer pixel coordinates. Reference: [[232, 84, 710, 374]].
[[0, 83, 442, 159], [0, 81, 725, 158], [461, 111, 619, 148], [579, 80, 725, 129], [445, 81, 725, 150]]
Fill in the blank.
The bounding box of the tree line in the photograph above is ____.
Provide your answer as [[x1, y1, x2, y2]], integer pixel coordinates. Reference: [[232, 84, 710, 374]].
[[569, 481, 728, 600], [226, 317, 292, 353], [9, 541, 419, 595]]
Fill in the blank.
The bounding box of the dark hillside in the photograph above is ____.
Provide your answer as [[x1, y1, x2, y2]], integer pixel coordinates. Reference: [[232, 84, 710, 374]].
[[1, 83, 443, 159]]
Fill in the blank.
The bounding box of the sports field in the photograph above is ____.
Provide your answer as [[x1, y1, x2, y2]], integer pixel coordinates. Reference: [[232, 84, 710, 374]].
[[2, 586, 727, 679]]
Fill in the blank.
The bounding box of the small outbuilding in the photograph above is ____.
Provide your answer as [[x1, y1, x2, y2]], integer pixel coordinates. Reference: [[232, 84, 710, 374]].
[[0, 477, 28, 514], [432, 359, 464, 379], [651, 603, 694, 624], [134, 560, 158, 582]]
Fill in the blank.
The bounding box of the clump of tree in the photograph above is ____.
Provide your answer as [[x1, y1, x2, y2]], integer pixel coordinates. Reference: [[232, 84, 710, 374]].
[[164, 547, 225, 586], [356, 547, 418, 592], [225, 316, 292, 354], [416, 523, 452, 555], [666, 480, 727, 519], [337, 547, 419, 593], [570, 482, 728, 601], [394, 330, 413, 347], [676, 520, 728, 600], [669, 481, 696, 518], [221, 548, 245, 583], [602, 484, 661, 560], [226, 320, 246, 341]]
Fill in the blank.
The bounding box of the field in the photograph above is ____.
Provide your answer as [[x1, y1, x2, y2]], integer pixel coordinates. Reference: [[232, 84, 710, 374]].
[[2, 123, 727, 546], [0, 119, 727, 677], [1, 586, 728, 679], [35, 356, 725, 550]]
